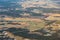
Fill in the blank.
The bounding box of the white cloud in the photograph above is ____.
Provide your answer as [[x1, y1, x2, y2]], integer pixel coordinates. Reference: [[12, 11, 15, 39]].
[[19, 0, 60, 8]]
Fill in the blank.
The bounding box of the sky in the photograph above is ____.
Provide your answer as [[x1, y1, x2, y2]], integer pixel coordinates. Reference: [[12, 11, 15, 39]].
[[0, 0, 60, 16], [0, 0, 60, 8]]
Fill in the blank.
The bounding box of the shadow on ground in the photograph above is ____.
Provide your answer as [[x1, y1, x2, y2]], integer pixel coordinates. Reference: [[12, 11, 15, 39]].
[[6, 27, 60, 40]]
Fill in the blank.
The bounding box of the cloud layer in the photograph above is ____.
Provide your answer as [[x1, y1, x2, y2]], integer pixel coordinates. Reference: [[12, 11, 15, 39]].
[[20, 0, 60, 8], [0, 0, 60, 9]]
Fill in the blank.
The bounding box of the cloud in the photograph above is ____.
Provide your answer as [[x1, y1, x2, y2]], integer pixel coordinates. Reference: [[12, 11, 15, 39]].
[[0, 0, 60, 9], [20, 0, 60, 8]]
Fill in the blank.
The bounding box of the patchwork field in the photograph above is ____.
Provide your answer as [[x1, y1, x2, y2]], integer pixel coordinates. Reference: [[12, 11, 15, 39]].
[[0, 17, 46, 31]]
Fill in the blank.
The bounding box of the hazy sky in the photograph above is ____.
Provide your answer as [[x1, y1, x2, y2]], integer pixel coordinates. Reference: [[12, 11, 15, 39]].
[[0, 0, 60, 8]]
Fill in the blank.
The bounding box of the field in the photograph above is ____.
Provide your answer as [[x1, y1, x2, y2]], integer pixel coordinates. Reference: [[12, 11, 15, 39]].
[[0, 17, 60, 40], [0, 17, 46, 31]]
